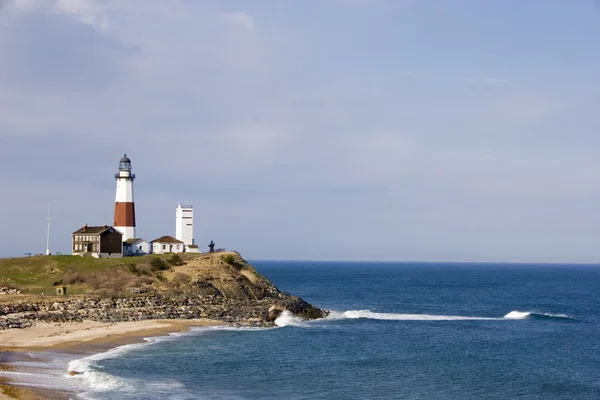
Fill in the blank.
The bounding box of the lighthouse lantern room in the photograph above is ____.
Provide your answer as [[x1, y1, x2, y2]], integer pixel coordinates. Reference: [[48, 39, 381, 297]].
[[113, 154, 136, 241]]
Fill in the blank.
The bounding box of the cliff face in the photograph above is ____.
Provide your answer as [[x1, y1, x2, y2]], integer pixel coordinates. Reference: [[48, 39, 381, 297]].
[[164, 252, 281, 300], [159, 252, 328, 321]]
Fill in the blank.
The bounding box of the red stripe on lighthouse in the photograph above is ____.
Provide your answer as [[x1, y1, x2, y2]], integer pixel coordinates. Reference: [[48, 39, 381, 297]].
[[114, 202, 136, 227]]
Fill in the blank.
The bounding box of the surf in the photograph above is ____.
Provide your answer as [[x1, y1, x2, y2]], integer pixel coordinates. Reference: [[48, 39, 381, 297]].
[[275, 310, 311, 327], [322, 310, 574, 322], [503, 311, 574, 321], [340, 310, 498, 321]]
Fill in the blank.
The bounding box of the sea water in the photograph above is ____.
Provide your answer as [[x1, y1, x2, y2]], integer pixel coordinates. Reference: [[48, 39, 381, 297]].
[[3, 261, 600, 399]]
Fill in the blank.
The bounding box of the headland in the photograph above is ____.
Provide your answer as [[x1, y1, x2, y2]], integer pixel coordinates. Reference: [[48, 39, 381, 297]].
[[0, 252, 328, 398]]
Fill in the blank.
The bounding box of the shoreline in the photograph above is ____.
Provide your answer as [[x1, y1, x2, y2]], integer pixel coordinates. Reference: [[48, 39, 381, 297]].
[[0, 318, 225, 352], [0, 318, 227, 400]]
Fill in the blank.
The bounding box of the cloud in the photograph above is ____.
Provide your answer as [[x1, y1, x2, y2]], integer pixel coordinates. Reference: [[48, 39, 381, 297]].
[[1, 1, 600, 262], [0, 3, 136, 92], [222, 11, 255, 30], [53, 0, 110, 31], [6, 0, 111, 31]]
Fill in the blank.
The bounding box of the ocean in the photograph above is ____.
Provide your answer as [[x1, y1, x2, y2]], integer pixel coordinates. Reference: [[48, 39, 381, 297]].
[[3, 261, 600, 399]]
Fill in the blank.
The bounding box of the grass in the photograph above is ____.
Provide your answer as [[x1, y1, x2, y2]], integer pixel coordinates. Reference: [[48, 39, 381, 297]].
[[0, 253, 203, 292]]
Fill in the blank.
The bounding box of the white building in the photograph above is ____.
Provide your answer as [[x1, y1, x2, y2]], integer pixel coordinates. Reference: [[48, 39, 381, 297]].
[[123, 238, 150, 257], [151, 235, 185, 254], [176, 202, 199, 253]]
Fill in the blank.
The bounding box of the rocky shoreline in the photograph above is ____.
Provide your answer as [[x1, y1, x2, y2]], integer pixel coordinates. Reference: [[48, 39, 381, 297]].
[[0, 294, 328, 330]]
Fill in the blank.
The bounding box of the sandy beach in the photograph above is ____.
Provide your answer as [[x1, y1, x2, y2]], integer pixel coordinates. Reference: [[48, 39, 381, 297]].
[[0, 319, 224, 351], [0, 319, 225, 399]]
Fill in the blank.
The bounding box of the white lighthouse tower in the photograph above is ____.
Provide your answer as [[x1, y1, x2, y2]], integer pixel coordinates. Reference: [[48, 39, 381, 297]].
[[176, 202, 194, 248], [113, 154, 136, 241]]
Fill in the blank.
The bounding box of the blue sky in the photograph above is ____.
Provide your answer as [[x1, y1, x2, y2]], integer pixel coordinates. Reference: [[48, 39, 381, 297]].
[[1, 0, 600, 262]]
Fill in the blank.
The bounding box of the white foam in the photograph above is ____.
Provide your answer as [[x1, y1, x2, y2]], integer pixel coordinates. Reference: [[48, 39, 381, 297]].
[[503, 310, 572, 320], [323, 310, 347, 320], [342, 310, 498, 321], [275, 310, 310, 327], [68, 353, 132, 392], [188, 325, 270, 333], [540, 312, 570, 318], [503, 311, 531, 319], [67, 338, 166, 395]]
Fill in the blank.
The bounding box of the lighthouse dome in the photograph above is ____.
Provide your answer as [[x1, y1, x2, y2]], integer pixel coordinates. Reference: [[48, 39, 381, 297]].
[[118, 154, 132, 171]]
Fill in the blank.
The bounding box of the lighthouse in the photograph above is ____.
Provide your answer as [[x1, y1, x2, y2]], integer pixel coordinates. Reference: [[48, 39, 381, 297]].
[[176, 202, 194, 247], [113, 154, 136, 241]]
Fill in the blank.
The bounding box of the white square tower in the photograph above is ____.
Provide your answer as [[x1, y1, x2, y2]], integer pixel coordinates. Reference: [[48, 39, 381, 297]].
[[175, 202, 194, 246]]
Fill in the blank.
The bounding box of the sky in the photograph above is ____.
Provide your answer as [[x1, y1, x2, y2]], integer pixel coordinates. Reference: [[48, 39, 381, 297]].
[[1, 0, 600, 262]]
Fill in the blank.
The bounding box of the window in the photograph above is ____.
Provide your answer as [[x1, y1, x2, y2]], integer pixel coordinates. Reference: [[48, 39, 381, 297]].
[[163, 245, 166, 250]]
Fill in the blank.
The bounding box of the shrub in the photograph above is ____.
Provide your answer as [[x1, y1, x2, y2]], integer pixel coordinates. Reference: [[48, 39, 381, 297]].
[[222, 253, 249, 270], [130, 275, 155, 287], [127, 263, 140, 275], [168, 254, 184, 266], [135, 263, 152, 276], [150, 257, 169, 272], [87, 268, 132, 292], [62, 267, 86, 285]]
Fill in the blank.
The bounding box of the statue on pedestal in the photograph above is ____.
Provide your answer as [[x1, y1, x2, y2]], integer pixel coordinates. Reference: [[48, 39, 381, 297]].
[[209, 240, 215, 253]]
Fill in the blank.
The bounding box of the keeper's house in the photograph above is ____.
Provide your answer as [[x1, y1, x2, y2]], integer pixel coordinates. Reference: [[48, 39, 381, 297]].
[[151, 235, 185, 254], [72, 224, 123, 258], [123, 238, 150, 257]]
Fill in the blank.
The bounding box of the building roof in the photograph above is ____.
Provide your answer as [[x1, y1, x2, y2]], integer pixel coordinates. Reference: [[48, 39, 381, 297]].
[[187, 244, 199, 248], [150, 235, 184, 244], [72, 225, 118, 235], [120, 154, 131, 163], [124, 238, 145, 244]]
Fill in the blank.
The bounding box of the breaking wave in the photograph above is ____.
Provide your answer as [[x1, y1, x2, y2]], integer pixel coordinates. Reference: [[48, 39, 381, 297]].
[[341, 310, 498, 321], [67, 326, 270, 399], [275, 310, 310, 327], [323, 310, 574, 322], [503, 311, 574, 321], [67, 344, 140, 395]]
